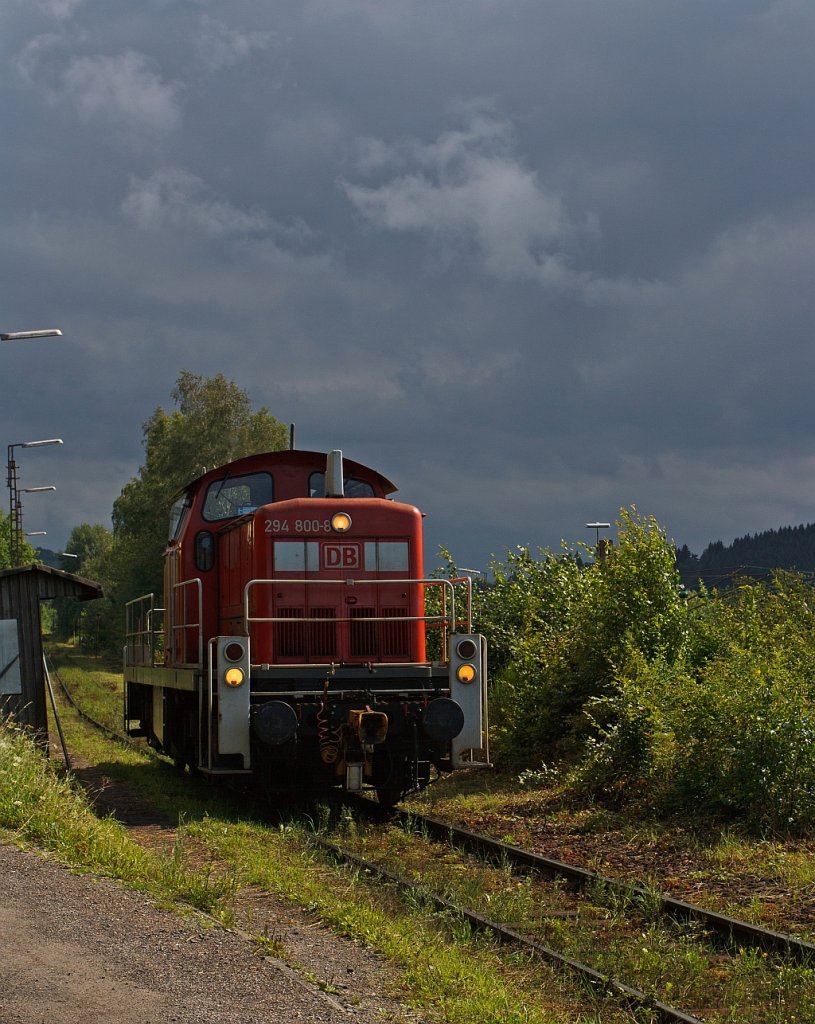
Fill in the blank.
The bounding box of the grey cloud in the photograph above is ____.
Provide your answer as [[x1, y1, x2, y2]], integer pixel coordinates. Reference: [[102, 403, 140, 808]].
[[194, 14, 278, 71], [344, 111, 667, 305], [32, 0, 87, 19], [122, 168, 281, 237], [3, 0, 815, 565], [16, 39, 182, 137], [64, 51, 181, 134]]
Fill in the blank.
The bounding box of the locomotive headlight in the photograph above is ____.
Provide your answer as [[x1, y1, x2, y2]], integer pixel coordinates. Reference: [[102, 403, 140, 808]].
[[455, 638, 478, 660], [224, 641, 245, 662], [224, 667, 245, 687], [331, 512, 352, 533], [456, 663, 477, 684]]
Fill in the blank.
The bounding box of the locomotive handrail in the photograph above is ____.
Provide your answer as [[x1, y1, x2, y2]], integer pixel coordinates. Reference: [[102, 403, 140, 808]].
[[449, 576, 473, 631], [124, 592, 165, 667], [171, 577, 203, 668], [243, 576, 466, 632], [203, 636, 216, 772]]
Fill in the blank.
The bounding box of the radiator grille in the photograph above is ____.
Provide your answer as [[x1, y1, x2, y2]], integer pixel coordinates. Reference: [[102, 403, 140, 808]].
[[350, 606, 409, 659], [349, 607, 376, 657], [380, 607, 409, 658], [309, 607, 337, 657], [274, 607, 337, 659]]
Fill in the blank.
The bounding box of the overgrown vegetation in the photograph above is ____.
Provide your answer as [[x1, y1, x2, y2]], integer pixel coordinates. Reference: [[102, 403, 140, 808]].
[[0, 719, 234, 910], [452, 509, 815, 833], [49, 371, 288, 655], [0, 507, 36, 569], [0, 696, 633, 1024]]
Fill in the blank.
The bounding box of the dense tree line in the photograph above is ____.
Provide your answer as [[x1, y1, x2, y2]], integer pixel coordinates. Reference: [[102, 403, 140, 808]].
[[676, 522, 815, 587]]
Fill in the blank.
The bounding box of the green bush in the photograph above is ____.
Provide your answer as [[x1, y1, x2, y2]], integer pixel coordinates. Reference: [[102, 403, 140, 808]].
[[471, 508, 689, 762], [572, 574, 815, 831], [459, 509, 815, 831]]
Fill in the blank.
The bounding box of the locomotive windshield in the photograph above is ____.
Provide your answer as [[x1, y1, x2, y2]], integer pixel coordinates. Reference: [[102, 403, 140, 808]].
[[309, 472, 375, 498], [203, 471, 273, 522]]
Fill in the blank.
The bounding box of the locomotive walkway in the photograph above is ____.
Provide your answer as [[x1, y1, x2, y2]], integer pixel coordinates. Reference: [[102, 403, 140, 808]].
[[0, 842, 427, 1024]]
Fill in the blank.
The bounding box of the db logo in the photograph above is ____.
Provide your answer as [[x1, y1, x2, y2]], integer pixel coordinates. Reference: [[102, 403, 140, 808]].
[[322, 543, 361, 569]]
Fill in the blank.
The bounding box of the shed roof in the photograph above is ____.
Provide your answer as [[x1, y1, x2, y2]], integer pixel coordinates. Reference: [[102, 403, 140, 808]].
[[0, 564, 102, 601]]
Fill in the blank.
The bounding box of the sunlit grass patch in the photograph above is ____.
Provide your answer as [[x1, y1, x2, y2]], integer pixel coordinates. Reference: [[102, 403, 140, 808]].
[[47, 642, 123, 733], [0, 719, 233, 914], [190, 816, 630, 1024]]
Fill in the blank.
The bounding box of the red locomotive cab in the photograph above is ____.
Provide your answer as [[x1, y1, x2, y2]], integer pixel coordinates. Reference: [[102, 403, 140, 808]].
[[246, 499, 426, 666]]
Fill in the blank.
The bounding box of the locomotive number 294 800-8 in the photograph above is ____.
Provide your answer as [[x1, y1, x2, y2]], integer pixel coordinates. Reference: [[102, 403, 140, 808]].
[[264, 518, 333, 534]]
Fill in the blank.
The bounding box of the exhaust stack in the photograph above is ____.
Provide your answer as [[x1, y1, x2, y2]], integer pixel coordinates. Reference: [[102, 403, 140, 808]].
[[325, 450, 344, 497]]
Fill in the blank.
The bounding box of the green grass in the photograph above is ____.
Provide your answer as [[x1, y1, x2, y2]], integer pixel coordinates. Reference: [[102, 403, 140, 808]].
[[331, 813, 815, 1023], [47, 643, 124, 734], [36, 644, 815, 1023], [0, 720, 234, 913], [32, 651, 630, 1024]]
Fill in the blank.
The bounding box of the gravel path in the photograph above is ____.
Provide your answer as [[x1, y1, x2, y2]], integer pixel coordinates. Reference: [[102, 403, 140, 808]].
[[0, 842, 430, 1024]]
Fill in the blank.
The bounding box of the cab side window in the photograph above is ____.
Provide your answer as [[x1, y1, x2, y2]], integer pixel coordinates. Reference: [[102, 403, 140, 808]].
[[195, 531, 215, 572], [168, 493, 192, 539]]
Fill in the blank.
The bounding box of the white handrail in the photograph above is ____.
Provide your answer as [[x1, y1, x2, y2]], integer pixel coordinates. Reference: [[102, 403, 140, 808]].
[[243, 576, 463, 630]]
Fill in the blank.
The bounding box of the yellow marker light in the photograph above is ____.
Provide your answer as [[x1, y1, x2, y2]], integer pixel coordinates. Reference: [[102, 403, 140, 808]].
[[456, 664, 477, 684], [331, 512, 352, 533], [224, 667, 245, 687]]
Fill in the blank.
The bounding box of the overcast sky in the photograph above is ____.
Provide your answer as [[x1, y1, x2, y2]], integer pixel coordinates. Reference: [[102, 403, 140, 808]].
[[3, 0, 815, 567]]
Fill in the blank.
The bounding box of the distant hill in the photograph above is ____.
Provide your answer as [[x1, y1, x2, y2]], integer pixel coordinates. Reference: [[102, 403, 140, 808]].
[[676, 523, 815, 588]]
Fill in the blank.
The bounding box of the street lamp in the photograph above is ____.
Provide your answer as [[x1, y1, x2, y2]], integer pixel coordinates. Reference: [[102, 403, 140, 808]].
[[7, 439, 63, 566], [586, 522, 611, 562], [1, 329, 62, 341]]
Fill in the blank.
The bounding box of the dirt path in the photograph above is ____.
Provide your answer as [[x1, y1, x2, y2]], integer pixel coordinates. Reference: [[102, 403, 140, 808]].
[[0, 840, 431, 1024], [0, 739, 431, 1024]]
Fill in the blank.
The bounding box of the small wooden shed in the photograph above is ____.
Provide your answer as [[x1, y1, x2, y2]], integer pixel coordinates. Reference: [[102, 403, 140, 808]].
[[0, 564, 102, 739]]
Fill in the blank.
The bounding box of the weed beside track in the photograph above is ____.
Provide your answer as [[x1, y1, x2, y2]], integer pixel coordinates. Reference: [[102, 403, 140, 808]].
[[30, 647, 639, 1024], [36, 645, 815, 1023]]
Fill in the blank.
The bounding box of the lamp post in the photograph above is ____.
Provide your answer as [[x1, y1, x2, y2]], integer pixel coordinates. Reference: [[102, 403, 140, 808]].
[[7, 439, 63, 566], [586, 522, 611, 562]]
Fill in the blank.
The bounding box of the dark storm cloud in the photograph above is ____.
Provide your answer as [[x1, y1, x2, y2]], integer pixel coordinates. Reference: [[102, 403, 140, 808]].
[[2, 0, 815, 561]]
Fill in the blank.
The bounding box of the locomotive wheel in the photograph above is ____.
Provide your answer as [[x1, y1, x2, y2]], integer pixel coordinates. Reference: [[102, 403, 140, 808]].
[[370, 748, 405, 807], [375, 785, 403, 809]]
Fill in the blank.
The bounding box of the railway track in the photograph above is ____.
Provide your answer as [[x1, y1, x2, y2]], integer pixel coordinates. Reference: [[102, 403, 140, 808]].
[[338, 791, 815, 964], [49, 655, 815, 1023], [311, 830, 704, 1024], [323, 793, 815, 1024]]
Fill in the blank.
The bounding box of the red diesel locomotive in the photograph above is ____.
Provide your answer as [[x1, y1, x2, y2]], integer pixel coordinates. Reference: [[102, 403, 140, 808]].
[[123, 448, 488, 802]]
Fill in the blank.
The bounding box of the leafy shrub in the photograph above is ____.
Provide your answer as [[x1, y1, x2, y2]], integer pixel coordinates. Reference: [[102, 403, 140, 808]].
[[467, 508, 690, 763], [572, 574, 815, 831], [454, 507, 815, 831]]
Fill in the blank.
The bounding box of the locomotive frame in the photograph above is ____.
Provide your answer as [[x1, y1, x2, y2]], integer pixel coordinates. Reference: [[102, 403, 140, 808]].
[[123, 448, 489, 802]]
